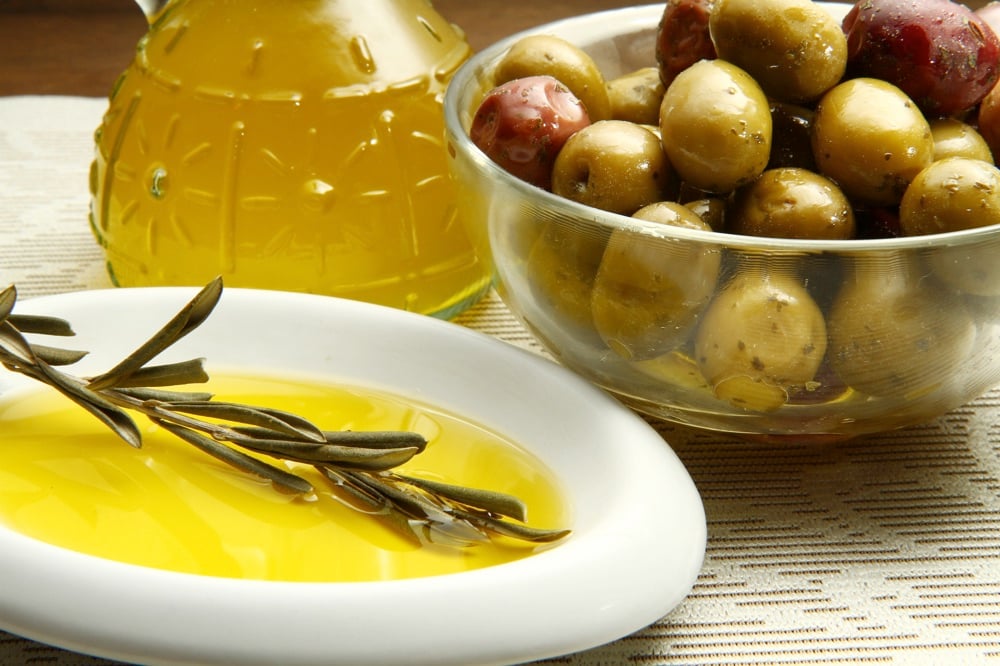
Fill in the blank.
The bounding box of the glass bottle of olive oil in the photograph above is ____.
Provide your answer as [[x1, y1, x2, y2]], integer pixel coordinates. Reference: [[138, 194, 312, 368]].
[[90, 0, 490, 318]]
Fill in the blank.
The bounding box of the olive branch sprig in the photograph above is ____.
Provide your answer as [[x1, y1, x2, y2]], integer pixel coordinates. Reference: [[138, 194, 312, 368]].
[[0, 279, 569, 548]]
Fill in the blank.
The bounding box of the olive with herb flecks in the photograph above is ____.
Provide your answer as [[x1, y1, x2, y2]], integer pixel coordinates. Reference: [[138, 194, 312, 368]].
[[729, 167, 855, 240], [659, 59, 771, 194], [591, 202, 721, 361], [694, 260, 827, 412], [828, 256, 977, 397], [899, 157, 1000, 236], [900, 156, 1000, 296], [607, 67, 665, 126], [812, 77, 933, 206], [929, 119, 994, 163], [709, 0, 847, 104], [552, 120, 675, 216], [525, 220, 609, 342]]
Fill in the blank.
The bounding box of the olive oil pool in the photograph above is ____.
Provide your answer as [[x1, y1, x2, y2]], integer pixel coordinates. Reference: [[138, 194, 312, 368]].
[[0, 374, 568, 581]]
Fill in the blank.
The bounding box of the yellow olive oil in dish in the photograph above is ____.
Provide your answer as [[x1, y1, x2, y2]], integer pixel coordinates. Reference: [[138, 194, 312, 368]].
[[0, 373, 568, 582]]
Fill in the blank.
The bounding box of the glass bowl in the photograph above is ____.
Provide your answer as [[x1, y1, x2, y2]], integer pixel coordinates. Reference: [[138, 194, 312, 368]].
[[444, 3, 1000, 441]]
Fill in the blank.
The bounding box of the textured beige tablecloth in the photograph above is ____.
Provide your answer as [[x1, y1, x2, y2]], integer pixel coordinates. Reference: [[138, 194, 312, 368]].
[[2, 95, 1000, 665]]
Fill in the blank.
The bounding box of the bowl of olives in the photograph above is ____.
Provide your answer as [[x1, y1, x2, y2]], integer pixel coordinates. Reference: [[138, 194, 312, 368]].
[[444, 0, 1000, 441]]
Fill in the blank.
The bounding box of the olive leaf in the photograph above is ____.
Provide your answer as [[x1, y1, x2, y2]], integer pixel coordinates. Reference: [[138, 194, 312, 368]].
[[0, 286, 85, 366], [319, 429, 428, 452], [342, 470, 490, 546], [0, 319, 40, 367], [396, 474, 528, 522], [0, 320, 142, 448], [241, 438, 421, 470], [164, 400, 326, 443], [114, 386, 215, 403], [0, 285, 15, 323], [452, 507, 572, 543], [156, 419, 314, 494], [6, 314, 75, 337], [107, 359, 209, 388], [23, 344, 88, 366], [87, 277, 222, 390]]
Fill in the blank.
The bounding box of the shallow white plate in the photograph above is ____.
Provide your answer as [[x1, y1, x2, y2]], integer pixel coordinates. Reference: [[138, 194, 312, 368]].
[[0, 286, 706, 666]]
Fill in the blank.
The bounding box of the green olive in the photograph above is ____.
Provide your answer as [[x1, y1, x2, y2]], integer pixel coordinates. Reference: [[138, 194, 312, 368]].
[[607, 67, 664, 126], [694, 261, 827, 412], [899, 157, 1000, 235], [552, 120, 674, 215], [591, 202, 721, 360], [827, 257, 976, 398], [729, 167, 855, 240], [525, 220, 609, 342], [812, 78, 933, 206], [710, 0, 847, 103], [493, 34, 611, 121], [929, 119, 994, 163], [899, 157, 1000, 295], [659, 59, 772, 194], [925, 239, 1000, 297], [919, 202, 1000, 296]]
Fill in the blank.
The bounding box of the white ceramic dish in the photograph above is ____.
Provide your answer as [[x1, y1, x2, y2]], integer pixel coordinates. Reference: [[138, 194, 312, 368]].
[[0, 286, 706, 666]]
